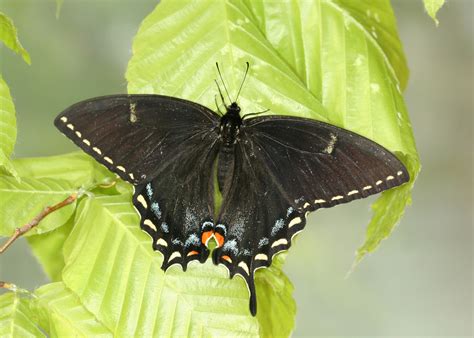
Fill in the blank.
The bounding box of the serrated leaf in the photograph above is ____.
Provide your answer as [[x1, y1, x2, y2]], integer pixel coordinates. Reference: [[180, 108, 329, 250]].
[[240, 0, 420, 264], [423, 0, 445, 25], [0, 74, 18, 179], [34, 282, 112, 337], [0, 12, 31, 64], [0, 292, 45, 337], [61, 195, 294, 337], [0, 176, 77, 236], [13, 152, 114, 187]]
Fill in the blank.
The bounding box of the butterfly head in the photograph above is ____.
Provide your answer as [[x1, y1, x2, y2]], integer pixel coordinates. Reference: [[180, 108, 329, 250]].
[[227, 102, 241, 116]]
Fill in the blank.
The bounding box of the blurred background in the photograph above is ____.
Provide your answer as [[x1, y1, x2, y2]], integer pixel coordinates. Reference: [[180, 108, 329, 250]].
[[0, 0, 472, 336]]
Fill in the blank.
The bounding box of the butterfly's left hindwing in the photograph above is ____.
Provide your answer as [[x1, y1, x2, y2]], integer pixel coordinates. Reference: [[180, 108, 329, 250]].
[[214, 115, 410, 315], [55, 94, 221, 270]]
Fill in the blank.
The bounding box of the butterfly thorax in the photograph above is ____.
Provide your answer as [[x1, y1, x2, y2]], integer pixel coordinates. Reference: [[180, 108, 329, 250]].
[[219, 102, 242, 147], [217, 102, 242, 193]]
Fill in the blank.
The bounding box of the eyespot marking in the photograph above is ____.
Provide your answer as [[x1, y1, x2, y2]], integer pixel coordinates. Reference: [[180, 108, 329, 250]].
[[238, 261, 250, 274], [143, 219, 157, 232], [255, 254, 268, 261], [271, 238, 288, 248], [136, 195, 147, 208], [116, 165, 126, 172], [66, 123, 74, 130], [288, 217, 302, 228], [314, 199, 326, 204], [75, 131, 82, 138], [347, 190, 359, 196], [363, 185, 372, 190], [83, 139, 91, 146], [169, 251, 181, 262], [376, 180, 383, 185], [156, 238, 168, 247], [331, 195, 343, 201], [92, 147, 102, 155], [60, 117, 67, 123], [386, 175, 394, 181]]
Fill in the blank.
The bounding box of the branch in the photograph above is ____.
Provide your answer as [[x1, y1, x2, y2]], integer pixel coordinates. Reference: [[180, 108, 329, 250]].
[[0, 193, 78, 254]]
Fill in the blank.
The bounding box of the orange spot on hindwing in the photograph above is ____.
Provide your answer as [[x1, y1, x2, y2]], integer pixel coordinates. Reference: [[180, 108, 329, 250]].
[[187, 250, 199, 257], [221, 255, 232, 263], [201, 231, 213, 245], [214, 232, 225, 247]]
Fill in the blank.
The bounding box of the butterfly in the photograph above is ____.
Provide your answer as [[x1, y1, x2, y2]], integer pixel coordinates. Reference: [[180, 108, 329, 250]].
[[54, 63, 409, 316]]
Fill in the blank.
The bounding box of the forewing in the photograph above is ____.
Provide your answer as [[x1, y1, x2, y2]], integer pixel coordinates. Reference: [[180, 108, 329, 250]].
[[55, 94, 221, 269], [54, 94, 220, 184], [214, 115, 409, 315]]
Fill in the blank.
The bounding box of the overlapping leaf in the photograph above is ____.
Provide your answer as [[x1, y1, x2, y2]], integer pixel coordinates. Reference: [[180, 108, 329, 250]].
[[61, 195, 294, 336], [0, 176, 77, 236], [0, 292, 44, 337], [0, 12, 31, 64], [0, 75, 18, 178], [423, 0, 445, 25], [34, 283, 111, 337]]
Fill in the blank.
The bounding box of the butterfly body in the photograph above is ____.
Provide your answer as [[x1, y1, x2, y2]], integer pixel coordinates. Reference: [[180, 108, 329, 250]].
[[55, 92, 409, 316]]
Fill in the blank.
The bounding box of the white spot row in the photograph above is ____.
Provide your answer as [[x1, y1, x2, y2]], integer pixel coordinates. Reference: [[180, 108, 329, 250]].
[[59, 119, 136, 181]]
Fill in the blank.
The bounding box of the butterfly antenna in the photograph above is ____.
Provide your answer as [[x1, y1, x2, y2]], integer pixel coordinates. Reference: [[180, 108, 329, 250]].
[[235, 62, 249, 102], [216, 62, 232, 103], [215, 80, 227, 107]]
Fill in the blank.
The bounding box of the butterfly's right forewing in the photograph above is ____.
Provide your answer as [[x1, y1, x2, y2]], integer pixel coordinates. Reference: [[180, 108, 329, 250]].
[[55, 94, 221, 269]]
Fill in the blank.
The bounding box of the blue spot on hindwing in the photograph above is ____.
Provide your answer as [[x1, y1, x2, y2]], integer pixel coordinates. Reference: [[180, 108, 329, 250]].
[[160, 222, 169, 233], [223, 239, 238, 255], [185, 233, 200, 247], [151, 202, 161, 218], [146, 183, 153, 198], [287, 207, 294, 217], [271, 219, 285, 236], [258, 237, 269, 248]]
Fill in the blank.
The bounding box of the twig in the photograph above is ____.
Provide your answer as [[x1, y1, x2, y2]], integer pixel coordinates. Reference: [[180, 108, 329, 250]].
[[0, 193, 78, 254]]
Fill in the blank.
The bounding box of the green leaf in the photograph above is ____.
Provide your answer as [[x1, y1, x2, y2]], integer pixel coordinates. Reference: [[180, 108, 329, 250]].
[[0, 12, 31, 64], [34, 283, 112, 337], [0, 176, 77, 236], [0, 292, 45, 337], [0, 74, 18, 179], [61, 195, 294, 336], [27, 217, 75, 282], [13, 152, 114, 187], [423, 0, 445, 25]]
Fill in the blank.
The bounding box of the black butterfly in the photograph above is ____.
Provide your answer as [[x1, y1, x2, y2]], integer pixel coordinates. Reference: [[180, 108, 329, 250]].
[[55, 63, 409, 316]]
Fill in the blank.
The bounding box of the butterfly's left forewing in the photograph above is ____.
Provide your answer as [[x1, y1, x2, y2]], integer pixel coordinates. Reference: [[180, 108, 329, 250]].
[[214, 115, 410, 315]]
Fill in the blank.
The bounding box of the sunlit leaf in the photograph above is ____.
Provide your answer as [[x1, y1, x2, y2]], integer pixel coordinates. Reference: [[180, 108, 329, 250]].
[[61, 195, 294, 336], [0, 176, 77, 236], [34, 283, 112, 337], [0, 75, 18, 179], [423, 0, 445, 25], [0, 12, 31, 64], [0, 292, 45, 337]]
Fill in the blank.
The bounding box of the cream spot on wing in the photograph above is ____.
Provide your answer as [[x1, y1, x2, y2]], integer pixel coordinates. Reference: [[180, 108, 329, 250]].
[[75, 131, 82, 138], [303, 202, 310, 209], [116, 165, 126, 172], [288, 217, 302, 228], [255, 254, 268, 261], [104, 156, 113, 164], [144, 219, 157, 232], [323, 133, 337, 154], [129, 103, 137, 123], [169, 252, 181, 261], [129, 173, 135, 180], [136, 195, 147, 208], [386, 175, 394, 181], [331, 195, 343, 201], [156, 238, 168, 247], [347, 190, 359, 196], [271, 238, 288, 248], [66, 123, 74, 130], [60, 116, 67, 123], [376, 180, 383, 185], [82, 139, 91, 146], [363, 185, 372, 190], [397, 171, 403, 176], [238, 261, 250, 274], [92, 147, 102, 155], [314, 199, 326, 204]]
